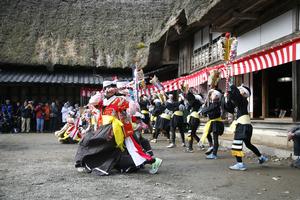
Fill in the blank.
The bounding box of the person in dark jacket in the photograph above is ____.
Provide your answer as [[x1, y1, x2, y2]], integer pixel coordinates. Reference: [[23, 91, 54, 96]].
[[223, 84, 268, 171], [200, 89, 224, 159], [1, 99, 13, 133], [50, 102, 59, 132], [185, 91, 203, 152], [21, 101, 33, 133], [166, 94, 186, 148], [150, 98, 170, 143], [139, 95, 152, 134], [13, 102, 22, 133], [288, 126, 300, 168]]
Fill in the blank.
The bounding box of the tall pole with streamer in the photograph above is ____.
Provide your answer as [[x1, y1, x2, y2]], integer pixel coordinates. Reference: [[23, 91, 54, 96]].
[[218, 32, 238, 97]]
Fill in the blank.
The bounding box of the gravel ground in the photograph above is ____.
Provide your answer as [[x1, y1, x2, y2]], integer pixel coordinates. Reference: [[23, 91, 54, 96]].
[[0, 133, 300, 200]]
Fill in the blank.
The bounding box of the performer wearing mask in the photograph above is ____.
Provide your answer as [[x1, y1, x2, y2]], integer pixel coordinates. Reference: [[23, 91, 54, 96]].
[[166, 94, 186, 148], [223, 84, 268, 171], [200, 89, 224, 159], [75, 81, 162, 175]]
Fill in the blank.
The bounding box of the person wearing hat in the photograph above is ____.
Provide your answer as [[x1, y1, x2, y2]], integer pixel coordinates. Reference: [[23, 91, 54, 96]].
[[200, 89, 224, 159], [223, 84, 268, 171], [75, 80, 162, 175]]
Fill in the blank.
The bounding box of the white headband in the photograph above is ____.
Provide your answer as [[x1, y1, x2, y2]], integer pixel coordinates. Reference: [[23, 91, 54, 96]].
[[238, 86, 250, 97]]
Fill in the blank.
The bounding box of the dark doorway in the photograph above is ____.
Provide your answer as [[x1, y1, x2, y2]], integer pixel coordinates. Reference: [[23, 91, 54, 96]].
[[266, 63, 292, 117], [253, 70, 262, 118]]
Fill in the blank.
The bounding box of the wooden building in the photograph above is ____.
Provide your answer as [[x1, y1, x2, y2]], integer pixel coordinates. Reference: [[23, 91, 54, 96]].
[[0, 0, 174, 105], [0, 64, 130, 105], [144, 0, 300, 122]]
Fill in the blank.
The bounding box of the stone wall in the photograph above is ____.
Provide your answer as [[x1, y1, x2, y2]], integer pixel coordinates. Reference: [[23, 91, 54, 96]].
[[0, 0, 174, 68]]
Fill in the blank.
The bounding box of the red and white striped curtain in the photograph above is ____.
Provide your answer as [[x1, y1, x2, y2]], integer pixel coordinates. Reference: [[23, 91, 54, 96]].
[[141, 37, 300, 96]]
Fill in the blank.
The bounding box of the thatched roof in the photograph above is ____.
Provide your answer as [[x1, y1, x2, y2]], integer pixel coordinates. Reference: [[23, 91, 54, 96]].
[[0, 0, 174, 68], [137, 0, 221, 68]]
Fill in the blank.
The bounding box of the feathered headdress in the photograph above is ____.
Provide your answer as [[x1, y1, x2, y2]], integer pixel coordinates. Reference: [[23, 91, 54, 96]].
[[150, 75, 164, 90], [207, 69, 221, 89]]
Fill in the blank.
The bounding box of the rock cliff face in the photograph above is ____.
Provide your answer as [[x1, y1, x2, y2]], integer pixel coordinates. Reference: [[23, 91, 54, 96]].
[[0, 0, 174, 68], [137, 0, 219, 67], [0, 0, 217, 68]]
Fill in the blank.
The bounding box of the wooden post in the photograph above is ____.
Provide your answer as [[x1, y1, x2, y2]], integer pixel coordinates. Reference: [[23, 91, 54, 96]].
[[292, 60, 300, 122], [261, 70, 268, 118]]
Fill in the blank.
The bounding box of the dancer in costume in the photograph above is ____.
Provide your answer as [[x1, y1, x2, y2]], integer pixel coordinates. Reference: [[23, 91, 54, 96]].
[[185, 89, 203, 153], [166, 94, 186, 148], [132, 112, 154, 156], [149, 94, 159, 138], [223, 84, 268, 170], [54, 110, 82, 144], [200, 89, 224, 159], [150, 97, 171, 143], [75, 81, 162, 175], [139, 94, 152, 134]]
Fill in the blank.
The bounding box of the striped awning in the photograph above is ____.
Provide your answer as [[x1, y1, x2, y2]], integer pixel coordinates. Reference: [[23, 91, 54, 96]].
[[0, 71, 129, 85], [141, 37, 300, 95], [226, 37, 300, 77]]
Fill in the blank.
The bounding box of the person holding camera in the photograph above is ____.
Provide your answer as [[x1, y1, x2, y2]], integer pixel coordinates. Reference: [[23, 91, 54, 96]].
[[21, 101, 32, 133]]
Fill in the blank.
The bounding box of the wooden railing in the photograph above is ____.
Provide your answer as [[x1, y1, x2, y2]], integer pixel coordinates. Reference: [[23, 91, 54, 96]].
[[192, 41, 223, 70]]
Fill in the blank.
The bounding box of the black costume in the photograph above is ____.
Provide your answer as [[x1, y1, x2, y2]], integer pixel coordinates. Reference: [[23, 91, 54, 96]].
[[75, 125, 138, 175], [201, 101, 224, 156], [223, 85, 261, 163], [152, 102, 170, 140], [186, 92, 202, 151], [139, 99, 150, 125], [166, 99, 186, 145], [289, 126, 300, 168]]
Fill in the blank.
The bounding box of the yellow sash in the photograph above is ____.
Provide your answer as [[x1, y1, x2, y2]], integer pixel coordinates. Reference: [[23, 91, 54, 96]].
[[141, 110, 149, 114], [160, 113, 171, 120], [59, 130, 71, 141], [229, 114, 251, 133], [187, 111, 200, 122], [151, 116, 157, 122], [173, 111, 183, 117], [230, 115, 250, 157], [102, 115, 125, 151], [200, 117, 223, 143], [91, 116, 96, 125]]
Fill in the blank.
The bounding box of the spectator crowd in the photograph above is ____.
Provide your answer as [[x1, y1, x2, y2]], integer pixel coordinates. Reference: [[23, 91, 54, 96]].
[[0, 99, 80, 133]]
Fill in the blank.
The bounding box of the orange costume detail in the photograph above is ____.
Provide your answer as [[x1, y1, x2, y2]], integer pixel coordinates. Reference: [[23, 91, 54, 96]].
[[99, 96, 134, 138]]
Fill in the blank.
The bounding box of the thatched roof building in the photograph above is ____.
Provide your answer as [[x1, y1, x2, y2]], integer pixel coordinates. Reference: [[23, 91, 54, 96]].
[[0, 0, 175, 68]]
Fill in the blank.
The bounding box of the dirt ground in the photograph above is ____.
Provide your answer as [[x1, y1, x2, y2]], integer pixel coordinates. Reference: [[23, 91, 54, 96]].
[[0, 133, 300, 200]]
